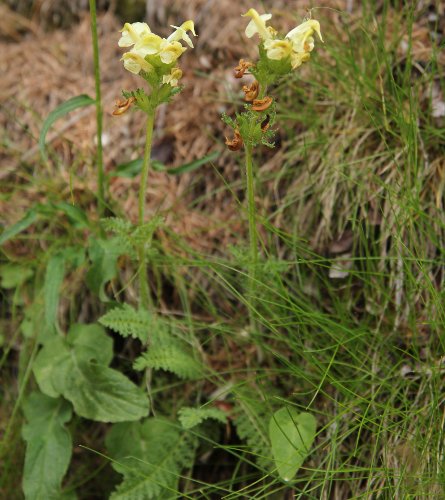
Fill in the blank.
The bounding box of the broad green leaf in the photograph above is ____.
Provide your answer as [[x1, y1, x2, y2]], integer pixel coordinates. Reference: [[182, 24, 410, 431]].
[[39, 94, 95, 162], [106, 418, 196, 499], [63, 361, 149, 422], [33, 323, 149, 422], [22, 392, 72, 500], [44, 254, 65, 338], [99, 304, 151, 342], [86, 237, 125, 301], [110, 151, 219, 179], [178, 407, 227, 430], [269, 409, 316, 481], [0, 210, 38, 245], [67, 323, 113, 366], [0, 264, 34, 289]]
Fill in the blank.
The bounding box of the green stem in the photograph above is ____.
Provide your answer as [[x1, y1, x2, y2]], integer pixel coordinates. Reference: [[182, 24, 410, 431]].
[[138, 109, 156, 310], [244, 142, 258, 327], [88, 0, 105, 216]]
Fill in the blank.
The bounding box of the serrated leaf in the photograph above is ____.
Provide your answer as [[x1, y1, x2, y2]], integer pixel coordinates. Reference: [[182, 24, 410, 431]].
[[99, 304, 151, 342], [39, 94, 95, 162], [134, 343, 203, 380], [178, 407, 227, 430], [0, 209, 38, 245], [33, 323, 149, 422], [86, 237, 126, 301], [269, 409, 316, 482], [106, 418, 196, 499], [22, 392, 72, 500]]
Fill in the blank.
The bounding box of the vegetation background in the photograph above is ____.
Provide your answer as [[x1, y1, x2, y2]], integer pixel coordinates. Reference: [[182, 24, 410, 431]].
[[1, 0, 444, 498]]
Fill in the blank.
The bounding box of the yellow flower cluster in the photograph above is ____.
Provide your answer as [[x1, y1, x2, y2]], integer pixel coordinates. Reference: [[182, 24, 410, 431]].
[[243, 9, 323, 69], [118, 20, 196, 84]]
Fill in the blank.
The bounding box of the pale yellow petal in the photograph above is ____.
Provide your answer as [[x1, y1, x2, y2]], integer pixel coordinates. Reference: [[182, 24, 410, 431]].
[[242, 9, 273, 39], [118, 22, 151, 47]]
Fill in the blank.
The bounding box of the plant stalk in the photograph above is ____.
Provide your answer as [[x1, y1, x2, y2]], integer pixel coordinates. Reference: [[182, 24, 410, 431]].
[[88, 0, 105, 216], [138, 109, 156, 310]]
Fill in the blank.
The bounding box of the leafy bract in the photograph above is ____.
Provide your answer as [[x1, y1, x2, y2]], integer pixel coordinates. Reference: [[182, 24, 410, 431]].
[[33, 323, 149, 422], [22, 392, 72, 500], [178, 407, 227, 430], [106, 418, 196, 499], [269, 409, 316, 482], [99, 304, 151, 342]]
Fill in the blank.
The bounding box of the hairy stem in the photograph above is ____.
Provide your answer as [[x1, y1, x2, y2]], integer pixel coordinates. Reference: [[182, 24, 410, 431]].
[[138, 109, 156, 310], [88, 0, 105, 216]]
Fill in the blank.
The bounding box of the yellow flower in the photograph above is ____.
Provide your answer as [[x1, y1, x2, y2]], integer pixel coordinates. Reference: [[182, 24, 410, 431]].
[[121, 52, 154, 74], [286, 20, 323, 52], [167, 20, 197, 48], [118, 20, 196, 75], [263, 39, 293, 60], [260, 18, 323, 69], [162, 67, 183, 87], [242, 8, 274, 40], [118, 22, 151, 47]]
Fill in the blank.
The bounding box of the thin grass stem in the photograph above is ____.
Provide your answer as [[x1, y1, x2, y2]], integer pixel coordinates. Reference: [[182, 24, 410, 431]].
[[88, 0, 106, 216]]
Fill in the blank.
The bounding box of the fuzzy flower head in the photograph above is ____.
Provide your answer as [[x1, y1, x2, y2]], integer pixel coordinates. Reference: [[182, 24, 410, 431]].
[[118, 20, 196, 80], [242, 10, 322, 71]]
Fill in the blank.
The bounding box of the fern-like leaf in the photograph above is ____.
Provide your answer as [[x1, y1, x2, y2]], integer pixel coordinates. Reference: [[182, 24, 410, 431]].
[[99, 304, 152, 342], [178, 407, 227, 429], [134, 343, 203, 380], [106, 418, 196, 499]]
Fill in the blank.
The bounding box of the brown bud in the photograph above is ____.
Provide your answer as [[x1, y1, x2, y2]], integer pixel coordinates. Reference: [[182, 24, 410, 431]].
[[234, 59, 253, 79], [251, 96, 273, 112], [225, 129, 243, 151], [112, 96, 136, 116], [242, 80, 259, 102], [261, 115, 270, 132]]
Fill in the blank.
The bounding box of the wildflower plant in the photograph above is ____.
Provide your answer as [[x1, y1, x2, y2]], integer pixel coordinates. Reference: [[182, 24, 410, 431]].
[[114, 20, 197, 309], [223, 9, 323, 327]]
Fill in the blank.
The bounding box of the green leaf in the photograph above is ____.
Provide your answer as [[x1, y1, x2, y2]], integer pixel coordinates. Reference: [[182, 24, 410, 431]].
[[33, 323, 149, 422], [86, 237, 126, 301], [99, 304, 151, 342], [53, 202, 90, 229], [269, 409, 316, 482], [63, 362, 149, 422], [39, 94, 95, 162], [22, 392, 72, 500], [67, 323, 113, 366], [110, 151, 219, 179], [178, 407, 227, 430], [44, 254, 65, 338], [0, 210, 38, 245], [0, 264, 34, 289], [106, 418, 196, 499]]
